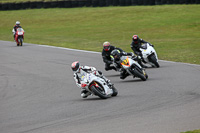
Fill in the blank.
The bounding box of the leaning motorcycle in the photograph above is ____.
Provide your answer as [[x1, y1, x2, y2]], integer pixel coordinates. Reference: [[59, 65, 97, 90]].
[[81, 73, 118, 99], [15, 28, 24, 46], [119, 55, 148, 81], [139, 43, 160, 68]]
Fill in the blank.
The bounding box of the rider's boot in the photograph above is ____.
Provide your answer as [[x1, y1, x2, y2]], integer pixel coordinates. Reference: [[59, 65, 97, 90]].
[[120, 70, 129, 79], [81, 90, 91, 98], [140, 63, 148, 68], [138, 59, 148, 68], [105, 66, 116, 71]]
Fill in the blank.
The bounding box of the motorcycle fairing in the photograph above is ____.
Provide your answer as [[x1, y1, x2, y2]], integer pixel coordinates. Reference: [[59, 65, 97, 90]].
[[121, 57, 130, 67]]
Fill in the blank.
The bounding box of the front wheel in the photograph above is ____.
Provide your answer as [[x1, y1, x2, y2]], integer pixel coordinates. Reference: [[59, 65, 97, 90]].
[[130, 65, 147, 81], [91, 85, 108, 99], [111, 85, 118, 97], [19, 38, 23, 46], [149, 54, 159, 68], [133, 69, 147, 81]]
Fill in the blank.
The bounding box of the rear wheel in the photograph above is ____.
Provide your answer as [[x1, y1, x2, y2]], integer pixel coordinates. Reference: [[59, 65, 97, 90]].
[[149, 54, 159, 68], [91, 85, 108, 99]]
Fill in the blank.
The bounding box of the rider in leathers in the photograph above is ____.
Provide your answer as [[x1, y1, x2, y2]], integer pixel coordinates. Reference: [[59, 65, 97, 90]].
[[12, 21, 22, 40], [71, 61, 110, 98], [102, 41, 124, 71], [111, 49, 134, 79], [130, 35, 153, 68]]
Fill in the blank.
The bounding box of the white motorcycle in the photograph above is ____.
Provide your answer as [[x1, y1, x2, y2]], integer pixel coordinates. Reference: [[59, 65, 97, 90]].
[[81, 73, 118, 99], [140, 43, 160, 68], [119, 55, 148, 81]]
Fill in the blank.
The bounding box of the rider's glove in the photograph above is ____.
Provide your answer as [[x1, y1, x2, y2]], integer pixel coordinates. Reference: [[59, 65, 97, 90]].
[[81, 83, 87, 88], [127, 52, 133, 56], [122, 51, 127, 55], [137, 55, 141, 59], [91, 67, 96, 71], [149, 43, 154, 47]]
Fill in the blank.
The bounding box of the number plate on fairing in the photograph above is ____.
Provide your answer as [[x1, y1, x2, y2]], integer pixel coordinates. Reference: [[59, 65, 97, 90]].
[[18, 32, 23, 35], [121, 57, 130, 67]]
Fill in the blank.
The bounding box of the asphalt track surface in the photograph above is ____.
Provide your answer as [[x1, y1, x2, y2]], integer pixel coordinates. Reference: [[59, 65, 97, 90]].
[[0, 40, 200, 133]]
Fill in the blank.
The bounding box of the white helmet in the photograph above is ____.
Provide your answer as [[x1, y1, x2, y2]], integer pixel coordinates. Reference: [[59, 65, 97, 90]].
[[16, 21, 20, 25], [103, 41, 111, 51]]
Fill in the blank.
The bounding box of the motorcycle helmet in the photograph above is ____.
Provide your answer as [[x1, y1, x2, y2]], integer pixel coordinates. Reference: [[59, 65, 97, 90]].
[[103, 41, 111, 51], [71, 61, 80, 73], [16, 21, 20, 26], [111, 49, 121, 61], [132, 35, 139, 44]]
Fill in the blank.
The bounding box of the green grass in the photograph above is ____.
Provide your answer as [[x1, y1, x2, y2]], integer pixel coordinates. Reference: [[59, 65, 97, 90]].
[[181, 129, 200, 133], [0, 5, 200, 64]]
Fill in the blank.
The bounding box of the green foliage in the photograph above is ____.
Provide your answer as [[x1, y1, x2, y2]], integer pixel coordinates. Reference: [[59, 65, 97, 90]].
[[0, 5, 200, 64]]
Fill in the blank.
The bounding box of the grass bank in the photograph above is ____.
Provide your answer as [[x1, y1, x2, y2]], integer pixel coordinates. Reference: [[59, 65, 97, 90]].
[[182, 129, 200, 133], [0, 5, 199, 64]]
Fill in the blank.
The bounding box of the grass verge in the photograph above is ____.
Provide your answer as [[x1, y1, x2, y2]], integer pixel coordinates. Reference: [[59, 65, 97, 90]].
[[0, 5, 200, 64], [181, 129, 200, 133]]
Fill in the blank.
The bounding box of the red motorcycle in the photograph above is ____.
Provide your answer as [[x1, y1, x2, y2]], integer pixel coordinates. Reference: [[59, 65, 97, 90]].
[[15, 28, 24, 46]]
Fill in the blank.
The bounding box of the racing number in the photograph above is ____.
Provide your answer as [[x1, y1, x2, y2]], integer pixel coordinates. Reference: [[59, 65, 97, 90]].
[[122, 58, 129, 65]]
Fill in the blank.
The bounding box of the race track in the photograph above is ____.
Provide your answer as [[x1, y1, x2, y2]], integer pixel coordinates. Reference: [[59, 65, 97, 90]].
[[0, 40, 200, 133]]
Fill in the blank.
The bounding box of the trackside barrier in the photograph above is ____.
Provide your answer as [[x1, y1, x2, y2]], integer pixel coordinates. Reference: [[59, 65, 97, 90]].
[[0, 0, 199, 10]]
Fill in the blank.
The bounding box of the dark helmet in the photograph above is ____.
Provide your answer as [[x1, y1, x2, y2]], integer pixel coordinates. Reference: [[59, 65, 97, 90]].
[[103, 41, 111, 51], [71, 61, 80, 72], [111, 49, 121, 61], [132, 35, 139, 44]]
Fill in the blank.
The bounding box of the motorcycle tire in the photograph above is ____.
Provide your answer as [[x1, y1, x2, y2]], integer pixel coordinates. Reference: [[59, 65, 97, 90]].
[[131, 66, 147, 81], [111, 85, 118, 97], [149, 54, 159, 68], [20, 39, 23, 46], [134, 69, 147, 81], [19, 38, 23, 46], [91, 85, 108, 99]]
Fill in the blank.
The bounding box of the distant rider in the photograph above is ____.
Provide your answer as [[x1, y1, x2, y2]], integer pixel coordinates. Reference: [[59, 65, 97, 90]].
[[12, 21, 22, 40], [130, 35, 153, 68], [71, 61, 110, 98], [102, 41, 125, 71], [111, 49, 134, 79]]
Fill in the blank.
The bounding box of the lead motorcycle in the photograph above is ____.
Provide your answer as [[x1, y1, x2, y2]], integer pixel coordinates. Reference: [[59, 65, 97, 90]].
[[14, 28, 24, 46], [140, 43, 159, 68], [81, 72, 118, 99]]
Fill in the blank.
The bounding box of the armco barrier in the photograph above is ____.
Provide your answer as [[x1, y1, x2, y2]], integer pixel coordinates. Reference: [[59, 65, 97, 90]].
[[0, 0, 199, 10], [22, 2, 30, 9], [113, 0, 119, 6]]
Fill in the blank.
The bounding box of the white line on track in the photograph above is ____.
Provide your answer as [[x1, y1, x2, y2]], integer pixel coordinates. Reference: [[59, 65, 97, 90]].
[[1, 40, 199, 67], [37, 44, 200, 67], [37, 44, 101, 54]]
